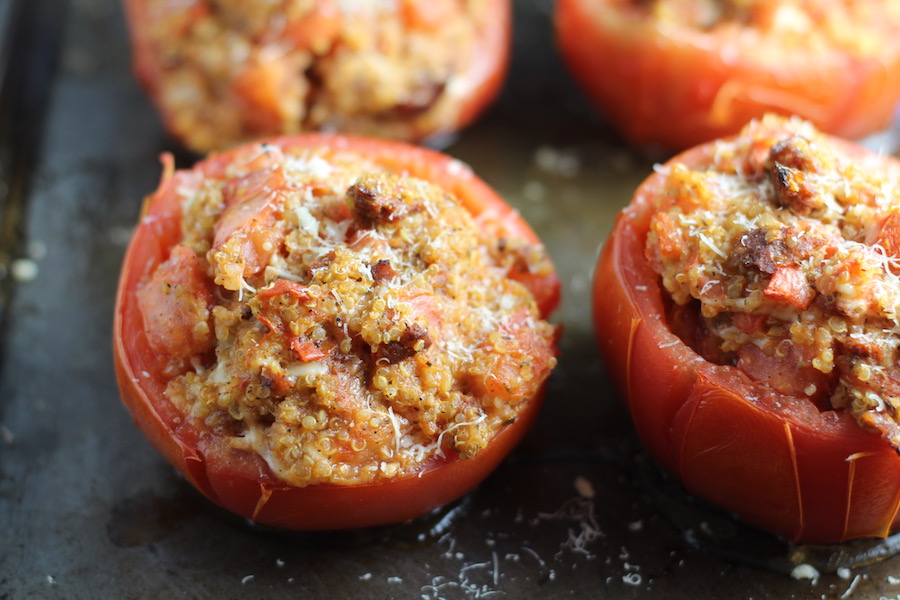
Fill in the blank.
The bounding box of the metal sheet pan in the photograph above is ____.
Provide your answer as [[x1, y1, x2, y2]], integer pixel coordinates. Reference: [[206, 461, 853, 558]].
[[4, 0, 900, 598]]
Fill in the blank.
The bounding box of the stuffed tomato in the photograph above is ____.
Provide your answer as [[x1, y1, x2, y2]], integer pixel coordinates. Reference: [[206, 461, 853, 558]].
[[594, 115, 900, 543], [124, 0, 511, 153], [113, 134, 559, 530], [556, 0, 900, 152]]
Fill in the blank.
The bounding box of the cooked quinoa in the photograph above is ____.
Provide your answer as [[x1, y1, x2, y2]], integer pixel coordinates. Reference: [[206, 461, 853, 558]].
[[136, 143, 557, 487], [645, 115, 900, 447], [126, 0, 502, 153]]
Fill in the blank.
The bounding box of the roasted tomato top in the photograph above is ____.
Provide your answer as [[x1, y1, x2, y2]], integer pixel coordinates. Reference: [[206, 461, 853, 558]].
[[594, 115, 900, 543], [124, 0, 511, 153], [114, 134, 560, 530], [556, 0, 900, 151]]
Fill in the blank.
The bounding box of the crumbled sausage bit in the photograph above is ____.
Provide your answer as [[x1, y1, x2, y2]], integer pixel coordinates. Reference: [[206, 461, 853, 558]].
[[769, 136, 819, 172], [373, 323, 432, 364], [736, 228, 788, 274], [735, 224, 830, 276], [309, 251, 336, 273], [350, 173, 417, 226], [371, 259, 397, 284], [767, 136, 826, 215], [771, 162, 821, 215]]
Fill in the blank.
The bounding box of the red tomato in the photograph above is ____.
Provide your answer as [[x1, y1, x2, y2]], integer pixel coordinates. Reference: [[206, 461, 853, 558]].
[[114, 134, 560, 530], [592, 126, 900, 544], [555, 0, 900, 151], [123, 0, 511, 153]]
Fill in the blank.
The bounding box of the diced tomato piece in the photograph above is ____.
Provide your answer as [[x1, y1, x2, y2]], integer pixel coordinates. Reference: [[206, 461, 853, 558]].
[[255, 280, 327, 363], [764, 266, 815, 309], [137, 244, 214, 362], [281, 1, 341, 50], [233, 58, 299, 135], [652, 211, 684, 261], [213, 166, 287, 278], [732, 312, 768, 335], [256, 279, 313, 303], [290, 338, 328, 363], [403, 289, 443, 329], [874, 210, 900, 259]]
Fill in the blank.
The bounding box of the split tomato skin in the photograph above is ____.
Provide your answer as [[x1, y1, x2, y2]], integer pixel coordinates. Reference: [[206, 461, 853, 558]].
[[592, 135, 900, 544], [113, 134, 560, 531], [555, 0, 900, 152]]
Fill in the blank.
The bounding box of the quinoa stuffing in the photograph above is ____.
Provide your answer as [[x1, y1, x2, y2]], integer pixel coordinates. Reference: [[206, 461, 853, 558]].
[[125, 0, 505, 153], [645, 115, 900, 447], [135, 142, 557, 488]]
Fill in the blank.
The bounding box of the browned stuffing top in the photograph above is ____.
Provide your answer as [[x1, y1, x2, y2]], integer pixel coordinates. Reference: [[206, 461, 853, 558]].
[[137, 143, 557, 487], [645, 115, 900, 446]]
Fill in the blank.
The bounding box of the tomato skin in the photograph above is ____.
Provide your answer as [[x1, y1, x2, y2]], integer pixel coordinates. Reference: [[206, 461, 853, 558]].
[[555, 0, 900, 151], [592, 133, 900, 543], [114, 134, 559, 531]]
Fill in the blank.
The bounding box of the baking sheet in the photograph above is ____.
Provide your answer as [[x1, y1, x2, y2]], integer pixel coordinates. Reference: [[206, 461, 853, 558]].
[[4, 0, 900, 598]]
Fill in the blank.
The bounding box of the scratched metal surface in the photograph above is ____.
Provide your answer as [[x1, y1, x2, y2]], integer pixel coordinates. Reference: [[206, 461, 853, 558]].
[[3, 0, 900, 598]]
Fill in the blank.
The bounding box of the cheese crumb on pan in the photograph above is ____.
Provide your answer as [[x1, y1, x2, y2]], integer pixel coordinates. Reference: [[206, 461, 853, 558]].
[[138, 143, 557, 488]]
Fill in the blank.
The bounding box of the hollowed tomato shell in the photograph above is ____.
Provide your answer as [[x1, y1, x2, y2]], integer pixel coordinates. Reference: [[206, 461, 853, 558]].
[[592, 134, 900, 544], [113, 134, 560, 531], [556, 0, 900, 152]]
